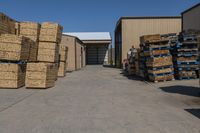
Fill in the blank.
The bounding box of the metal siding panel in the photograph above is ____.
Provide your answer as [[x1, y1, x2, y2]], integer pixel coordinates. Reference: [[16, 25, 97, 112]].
[[121, 18, 181, 63], [183, 5, 200, 31], [61, 35, 76, 71]]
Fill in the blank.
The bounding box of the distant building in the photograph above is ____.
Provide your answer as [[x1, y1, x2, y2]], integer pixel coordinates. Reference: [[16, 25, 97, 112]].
[[114, 16, 181, 67], [182, 3, 200, 31], [61, 35, 86, 71], [64, 32, 112, 65]]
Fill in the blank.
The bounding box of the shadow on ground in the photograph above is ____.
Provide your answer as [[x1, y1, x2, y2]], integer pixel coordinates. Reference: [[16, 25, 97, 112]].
[[160, 86, 200, 97], [120, 70, 145, 81], [185, 109, 200, 119]]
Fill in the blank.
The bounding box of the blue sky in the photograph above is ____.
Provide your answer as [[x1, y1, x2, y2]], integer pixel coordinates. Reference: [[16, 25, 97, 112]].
[[0, 0, 199, 40]]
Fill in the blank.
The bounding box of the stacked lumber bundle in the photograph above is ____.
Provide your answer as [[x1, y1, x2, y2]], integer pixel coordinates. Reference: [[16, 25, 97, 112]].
[[25, 22, 63, 88], [37, 22, 62, 63], [26, 63, 56, 88], [0, 63, 26, 88], [58, 45, 68, 77], [39, 22, 63, 43], [0, 34, 31, 88], [0, 13, 16, 35], [19, 22, 40, 62], [140, 34, 174, 82], [171, 32, 199, 80], [0, 34, 30, 61]]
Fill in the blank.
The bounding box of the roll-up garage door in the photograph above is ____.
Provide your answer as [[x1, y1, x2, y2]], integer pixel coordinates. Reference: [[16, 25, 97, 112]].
[[86, 45, 108, 65]]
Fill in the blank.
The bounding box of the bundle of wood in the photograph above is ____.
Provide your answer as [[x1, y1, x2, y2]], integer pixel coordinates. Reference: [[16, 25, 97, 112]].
[[0, 63, 26, 88], [0, 13, 16, 35], [0, 34, 31, 88], [19, 22, 41, 62], [26, 63, 57, 88], [58, 45, 68, 77]]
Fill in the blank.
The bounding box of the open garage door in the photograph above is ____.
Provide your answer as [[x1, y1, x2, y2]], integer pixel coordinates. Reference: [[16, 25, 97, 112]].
[[86, 45, 108, 65]]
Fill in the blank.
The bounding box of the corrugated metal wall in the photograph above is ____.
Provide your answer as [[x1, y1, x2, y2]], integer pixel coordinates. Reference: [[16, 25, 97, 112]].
[[182, 5, 200, 31], [61, 35, 85, 71], [61, 35, 76, 71], [120, 18, 181, 64]]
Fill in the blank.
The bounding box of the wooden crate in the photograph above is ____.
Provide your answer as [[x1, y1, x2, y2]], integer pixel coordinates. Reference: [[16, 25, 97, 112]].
[[39, 22, 63, 43], [58, 62, 66, 77], [25, 63, 56, 88], [146, 56, 173, 67], [19, 22, 41, 42], [37, 42, 59, 63], [0, 63, 26, 88], [59, 45, 68, 62], [140, 34, 161, 44], [0, 34, 30, 61]]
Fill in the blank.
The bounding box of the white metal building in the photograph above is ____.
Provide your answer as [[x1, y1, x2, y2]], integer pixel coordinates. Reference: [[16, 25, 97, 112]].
[[64, 32, 112, 65]]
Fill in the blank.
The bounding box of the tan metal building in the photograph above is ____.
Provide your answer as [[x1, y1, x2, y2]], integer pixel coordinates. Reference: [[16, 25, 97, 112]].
[[182, 3, 200, 31], [61, 34, 86, 71], [64, 32, 112, 65], [115, 16, 182, 67]]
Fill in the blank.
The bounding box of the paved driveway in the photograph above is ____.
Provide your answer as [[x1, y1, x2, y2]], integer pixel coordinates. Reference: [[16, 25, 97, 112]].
[[0, 66, 199, 133]]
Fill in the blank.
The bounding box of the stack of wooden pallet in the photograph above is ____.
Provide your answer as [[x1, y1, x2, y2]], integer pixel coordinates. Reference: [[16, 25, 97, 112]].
[[140, 34, 174, 82], [171, 33, 199, 80], [0, 34, 30, 88], [25, 22, 63, 88], [58, 45, 68, 77]]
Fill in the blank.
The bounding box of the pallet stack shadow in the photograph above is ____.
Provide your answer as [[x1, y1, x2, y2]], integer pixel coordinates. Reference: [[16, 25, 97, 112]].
[[0, 34, 31, 88], [58, 45, 68, 77], [139, 34, 174, 82], [26, 22, 63, 89], [171, 32, 199, 80]]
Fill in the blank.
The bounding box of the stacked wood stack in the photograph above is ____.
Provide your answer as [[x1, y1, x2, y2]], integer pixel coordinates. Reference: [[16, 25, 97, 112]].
[[25, 22, 63, 88], [140, 34, 174, 82], [0, 13, 16, 35], [0, 34, 31, 88], [171, 32, 199, 80], [19, 22, 40, 62], [26, 63, 56, 88], [58, 45, 68, 77]]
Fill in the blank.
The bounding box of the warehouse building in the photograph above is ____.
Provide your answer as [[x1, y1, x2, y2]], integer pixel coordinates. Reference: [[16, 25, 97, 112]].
[[182, 3, 200, 31], [115, 16, 182, 67], [64, 32, 112, 65], [61, 34, 86, 71]]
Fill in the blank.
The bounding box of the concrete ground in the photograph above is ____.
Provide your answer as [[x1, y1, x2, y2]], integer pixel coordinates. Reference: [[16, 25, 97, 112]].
[[0, 65, 199, 133]]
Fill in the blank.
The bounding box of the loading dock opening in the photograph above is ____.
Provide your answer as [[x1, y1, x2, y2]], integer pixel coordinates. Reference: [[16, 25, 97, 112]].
[[64, 32, 112, 65]]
